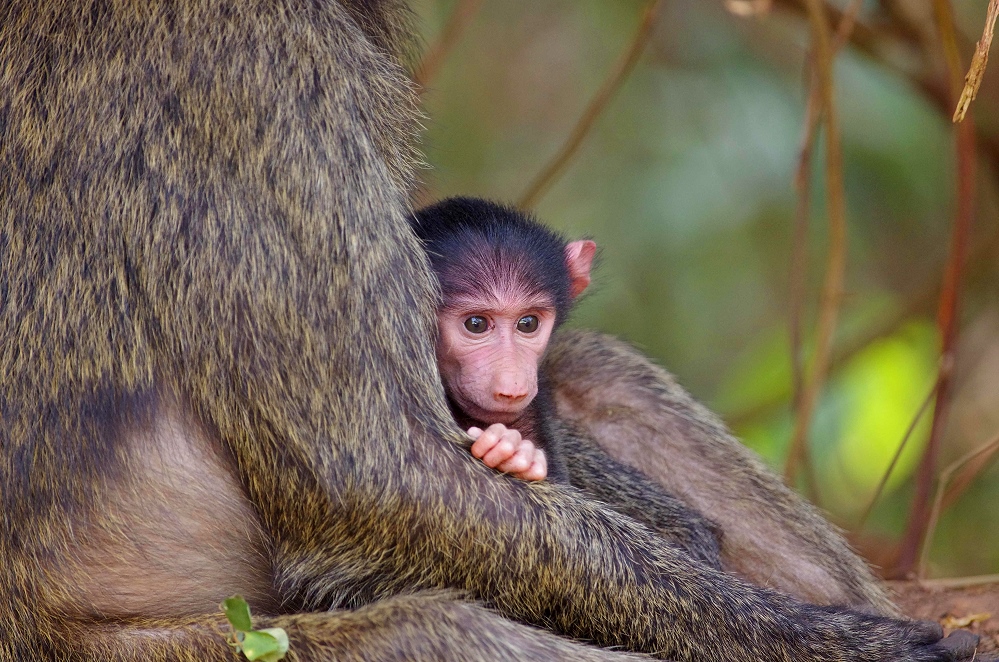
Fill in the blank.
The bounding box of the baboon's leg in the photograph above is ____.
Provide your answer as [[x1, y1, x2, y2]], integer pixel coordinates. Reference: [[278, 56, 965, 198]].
[[545, 329, 899, 614], [41, 596, 653, 662], [0, 395, 651, 662]]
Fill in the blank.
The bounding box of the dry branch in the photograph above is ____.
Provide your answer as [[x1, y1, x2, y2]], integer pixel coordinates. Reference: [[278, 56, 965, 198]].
[[787, 87, 817, 483], [919, 433, 999, 578], [518, 0, 662, 210], [784, 0, 863, 494], [857, 379, 939, 530], [917, 573, 999, 589], [954, 0, 999, 122], [413, 0, 482, 90], [895, 0, 978, 578], [782, 0, 849, 488]]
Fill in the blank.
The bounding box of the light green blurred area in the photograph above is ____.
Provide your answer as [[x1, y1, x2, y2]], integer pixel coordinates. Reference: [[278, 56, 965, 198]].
[[411, 0, 999, 577]]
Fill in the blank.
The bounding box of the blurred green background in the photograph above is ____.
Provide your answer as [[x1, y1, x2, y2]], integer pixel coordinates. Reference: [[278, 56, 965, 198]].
[[410, 0, 999, 578]]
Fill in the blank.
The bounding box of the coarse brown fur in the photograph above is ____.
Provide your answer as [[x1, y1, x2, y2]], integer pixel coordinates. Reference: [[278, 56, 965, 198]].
[[546, 330, 899, 613], [551, 415, 723, 568], [0, 1, 977, 660]]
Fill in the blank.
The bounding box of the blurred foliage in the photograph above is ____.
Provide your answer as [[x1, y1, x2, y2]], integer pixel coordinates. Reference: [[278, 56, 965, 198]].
[[410, 0, 999, 577]]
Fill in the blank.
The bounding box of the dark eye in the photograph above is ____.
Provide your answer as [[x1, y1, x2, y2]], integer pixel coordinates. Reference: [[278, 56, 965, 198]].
[[517, 315, 539, 333], [463, 316, 488, 333]]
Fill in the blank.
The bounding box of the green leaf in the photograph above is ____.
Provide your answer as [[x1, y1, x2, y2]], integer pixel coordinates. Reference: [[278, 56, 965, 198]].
[[256, 628, 289, 662], [241, 629, 289, 662], [222, 596, 254, 632]]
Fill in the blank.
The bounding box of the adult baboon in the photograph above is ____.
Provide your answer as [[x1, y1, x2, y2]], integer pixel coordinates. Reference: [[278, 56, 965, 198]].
[[0, 1, 976, 660]]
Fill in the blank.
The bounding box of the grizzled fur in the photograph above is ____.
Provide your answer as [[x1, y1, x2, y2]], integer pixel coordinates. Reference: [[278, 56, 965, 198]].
[[0, 1, 979, 661], [547, 331, 901, 613]]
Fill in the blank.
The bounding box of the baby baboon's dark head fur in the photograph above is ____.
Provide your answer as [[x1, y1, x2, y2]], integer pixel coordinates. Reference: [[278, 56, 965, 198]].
[[411, 197, 575, 327]]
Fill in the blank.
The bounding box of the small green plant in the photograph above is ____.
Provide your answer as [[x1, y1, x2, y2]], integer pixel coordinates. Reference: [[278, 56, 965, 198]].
[[222, 596, 289, 662]]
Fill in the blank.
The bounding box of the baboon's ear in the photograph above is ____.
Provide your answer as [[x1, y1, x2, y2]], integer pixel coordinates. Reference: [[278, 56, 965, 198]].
[[565, 240, 596, 299]]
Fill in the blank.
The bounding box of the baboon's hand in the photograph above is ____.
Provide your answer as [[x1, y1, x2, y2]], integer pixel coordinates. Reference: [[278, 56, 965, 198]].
[[897, 622, 981, 661], [795, 608, 969, 661], [936, 628, 981, 661], [468, 424, 547, 481]]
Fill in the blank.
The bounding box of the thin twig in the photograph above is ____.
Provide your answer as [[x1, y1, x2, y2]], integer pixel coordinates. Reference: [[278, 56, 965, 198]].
[[954, 0, 999, 122], [413, 0, 483, 91], [518, 0, 662, 210], [918, 432, 999, 578], [857, 379, 939, 530], [916, 573, 999, 589], [831, 0, 863, 49], [941, 430, 999, 510], [895, 0, 977, 578], [772, 0, 999, 190], [784, 0, 863, 492], [783, 0, 849, 488], [725, 228, 999, 430], [787, 84, 819, 484]]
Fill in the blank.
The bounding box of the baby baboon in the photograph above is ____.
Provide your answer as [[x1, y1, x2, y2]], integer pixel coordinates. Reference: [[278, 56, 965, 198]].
[[0, 1, 979, 661], [411, 197, 722, 564], [411, 196, 595, 483]]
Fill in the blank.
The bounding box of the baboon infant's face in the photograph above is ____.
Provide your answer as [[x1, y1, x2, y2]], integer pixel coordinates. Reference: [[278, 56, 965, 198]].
[[435, 287, 556, 428]]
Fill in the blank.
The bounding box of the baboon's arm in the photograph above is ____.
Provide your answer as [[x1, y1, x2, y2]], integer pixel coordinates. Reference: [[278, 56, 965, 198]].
[[557, 423, 724, 568], [262, 423, 957, 662]]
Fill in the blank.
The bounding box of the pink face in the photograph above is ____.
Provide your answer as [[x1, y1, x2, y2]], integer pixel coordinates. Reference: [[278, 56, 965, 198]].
[[436, 288, 557, 427]]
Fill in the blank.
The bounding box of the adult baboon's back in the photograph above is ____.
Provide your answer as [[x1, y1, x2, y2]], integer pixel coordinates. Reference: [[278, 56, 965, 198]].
[[0, 1, 965, 660]]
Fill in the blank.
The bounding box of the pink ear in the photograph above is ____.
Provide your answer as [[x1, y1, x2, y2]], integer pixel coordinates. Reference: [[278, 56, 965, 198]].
[[565, 240, 596, 299]]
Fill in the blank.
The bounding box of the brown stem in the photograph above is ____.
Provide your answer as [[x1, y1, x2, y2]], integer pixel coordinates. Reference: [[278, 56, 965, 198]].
[[941, 430, 999, 510], [857, 378, 938, 531], [725, 217, 999, 432], [894, 0, 977, 578], [776, 0, 999, 203], [784, 0, 864, 493], [518, 0, 662, 210], [787, 81, 818, 479], [918, 432, 999, 578], [783, 0, 848, 489], [916, 573, 999, 589], [773, 0, 924, 65], [413, 0, 483, 91], [953, 0, 999, 122], [832, 0, 864, 48]]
